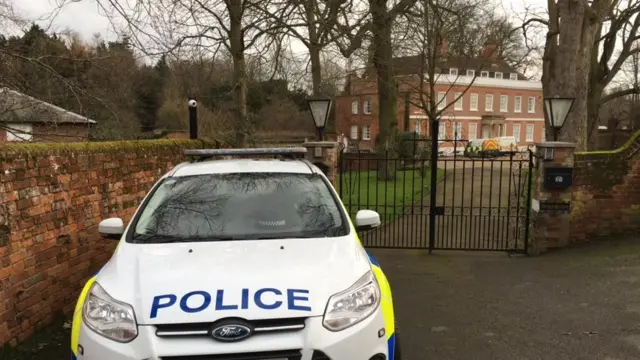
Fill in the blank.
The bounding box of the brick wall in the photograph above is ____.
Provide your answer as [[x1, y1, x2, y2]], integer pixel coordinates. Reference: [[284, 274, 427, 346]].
[[31, 124, 91, 142], [570, 131, 640, 243], [0, 139, 220, 347]]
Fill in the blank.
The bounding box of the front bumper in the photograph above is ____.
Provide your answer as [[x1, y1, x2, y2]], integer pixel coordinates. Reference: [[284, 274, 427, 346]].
[[74, 310, 391, 360]]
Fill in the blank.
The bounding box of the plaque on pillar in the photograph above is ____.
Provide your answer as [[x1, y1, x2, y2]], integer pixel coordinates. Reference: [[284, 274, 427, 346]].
[[543, 167, 573, 190], [539, 201, 571, 212], [314, 147, 323, 157]]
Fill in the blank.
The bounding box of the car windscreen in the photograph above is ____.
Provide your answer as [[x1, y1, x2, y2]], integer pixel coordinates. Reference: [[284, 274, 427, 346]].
[[130, 172, 348, 243]]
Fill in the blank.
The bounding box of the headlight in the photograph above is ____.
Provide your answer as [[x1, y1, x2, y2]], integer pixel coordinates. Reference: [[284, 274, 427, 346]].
[[82, 282, 138, 342], [323, 271, 380, 331]]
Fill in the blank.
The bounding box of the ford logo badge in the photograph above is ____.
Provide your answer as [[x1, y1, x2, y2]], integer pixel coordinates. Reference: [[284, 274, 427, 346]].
[[210, 322, 253, 342]]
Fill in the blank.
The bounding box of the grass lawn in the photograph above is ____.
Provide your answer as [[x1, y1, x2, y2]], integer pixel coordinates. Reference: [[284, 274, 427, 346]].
[[336, 167, 445, 222]]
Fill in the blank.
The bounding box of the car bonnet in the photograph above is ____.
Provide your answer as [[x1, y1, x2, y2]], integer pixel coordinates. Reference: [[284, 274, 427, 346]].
[[94, 235, 373, 325]]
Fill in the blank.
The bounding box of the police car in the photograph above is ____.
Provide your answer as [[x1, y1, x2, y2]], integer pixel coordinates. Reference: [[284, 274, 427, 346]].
[[70, 147, 401, 360]]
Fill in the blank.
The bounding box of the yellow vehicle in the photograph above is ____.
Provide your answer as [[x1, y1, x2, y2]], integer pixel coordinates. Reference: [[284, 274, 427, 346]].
[[464, 138, 499, 158], [464, 137, 517, 158]]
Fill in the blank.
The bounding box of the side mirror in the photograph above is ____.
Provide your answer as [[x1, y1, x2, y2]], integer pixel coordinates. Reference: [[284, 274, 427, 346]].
[[98, 218, 125, 240], [355, 210, 381, 231]]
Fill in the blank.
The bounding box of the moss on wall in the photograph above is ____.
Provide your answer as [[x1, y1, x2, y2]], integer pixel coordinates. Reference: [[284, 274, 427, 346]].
[[575, 156, 629, 192], [0, 138, 225, 161]]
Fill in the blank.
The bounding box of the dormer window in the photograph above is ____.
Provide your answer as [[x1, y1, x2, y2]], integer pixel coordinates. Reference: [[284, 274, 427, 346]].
[[495, 72, 503, 79], [466, 69, 475, 77], [450, 68, 458, 76], [510, 73, 518, 80], [481, 71, 489, 78]]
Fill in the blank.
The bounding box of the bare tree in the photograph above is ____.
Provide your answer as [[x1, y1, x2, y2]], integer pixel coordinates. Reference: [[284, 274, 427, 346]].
[[85, 0, 284, 147], [252, 0, 351, 95], [332, 0, 417, 179], [525, 0, 640, 150]]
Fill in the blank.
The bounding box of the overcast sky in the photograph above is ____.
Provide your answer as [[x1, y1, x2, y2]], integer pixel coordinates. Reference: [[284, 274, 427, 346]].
[[16, 0, 547, 43]]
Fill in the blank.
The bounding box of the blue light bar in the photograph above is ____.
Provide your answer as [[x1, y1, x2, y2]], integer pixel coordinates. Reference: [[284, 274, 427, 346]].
[[185, 147, 308, 157]]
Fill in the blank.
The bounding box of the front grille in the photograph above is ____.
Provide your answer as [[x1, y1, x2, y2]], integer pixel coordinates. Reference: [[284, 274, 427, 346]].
[[155, 317, 307, 338], [161, 349, 302, 360]]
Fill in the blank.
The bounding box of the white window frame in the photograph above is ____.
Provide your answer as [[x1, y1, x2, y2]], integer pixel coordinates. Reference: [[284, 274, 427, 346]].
[[466, 69, 475, 77], [414, 121, 421, 134], [500, 95, 508, 112], [437, 92, 446, 110], [350, 125, 358, 140], [450, 68, 458, 76], [485, 94, 494, 111], [363, 125, 371, 140], [438, 123, 445, 140], [5, 123, 33, 141], [510, 73, 518, 80], [351, 100, 359, 114], [513, 124, 521, 142], [454, 92, 463, 111], [470, 93, 478, 111], [495, 72, 503, 79], [469, 123, 477, 140], [527, 97, 536, 113], [454, 122, 462, 139], [481, 71, 489, 78], [526, 124, 534, 141], [514, 96, 522, 113], [364, 99, 372, 114]]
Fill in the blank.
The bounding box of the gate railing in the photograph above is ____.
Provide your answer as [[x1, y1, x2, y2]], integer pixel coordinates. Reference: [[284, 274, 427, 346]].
[[337, 137, 533, 253]]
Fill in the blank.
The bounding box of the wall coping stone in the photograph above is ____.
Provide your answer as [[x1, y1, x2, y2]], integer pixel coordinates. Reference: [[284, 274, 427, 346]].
[[535, 141, 577, 148], [303, 141, 338, 148]]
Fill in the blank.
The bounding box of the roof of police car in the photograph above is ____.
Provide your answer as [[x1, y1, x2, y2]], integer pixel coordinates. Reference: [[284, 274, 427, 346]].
[[171, 158, 314, 177]]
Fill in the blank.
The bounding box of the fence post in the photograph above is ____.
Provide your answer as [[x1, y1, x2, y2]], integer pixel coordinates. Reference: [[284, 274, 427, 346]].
[[428, 116, 440, 253]]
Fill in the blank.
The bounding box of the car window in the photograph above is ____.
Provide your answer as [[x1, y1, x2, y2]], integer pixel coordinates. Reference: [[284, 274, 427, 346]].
[[131, 172, 348, 243]]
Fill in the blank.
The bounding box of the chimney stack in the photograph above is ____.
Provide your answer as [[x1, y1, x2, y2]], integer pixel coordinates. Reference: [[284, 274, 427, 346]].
[[482, 39, 499, 60], [440, 39, 448, 58]]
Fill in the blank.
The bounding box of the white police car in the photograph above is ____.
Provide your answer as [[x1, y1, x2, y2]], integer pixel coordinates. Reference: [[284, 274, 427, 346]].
[[70, 147, 400, 360]]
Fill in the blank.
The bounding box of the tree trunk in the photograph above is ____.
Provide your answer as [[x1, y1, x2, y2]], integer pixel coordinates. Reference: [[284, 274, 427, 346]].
[[371, 0, 398, 180], [229, 0, 248, 147], [309, 45, 322, 95], [586, 85, 603, 149], [306, 0, 323, 95], [543, 0, 598, 151]]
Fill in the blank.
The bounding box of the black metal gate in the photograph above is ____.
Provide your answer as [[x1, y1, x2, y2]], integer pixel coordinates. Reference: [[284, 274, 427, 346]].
[[338, 135, 533, 253]]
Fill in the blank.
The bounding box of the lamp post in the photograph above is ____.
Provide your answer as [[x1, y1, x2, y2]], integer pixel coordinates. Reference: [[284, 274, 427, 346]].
[[188, 97, 198, 140], [307, 94, 332, 141], [544, 96, 575, 141]]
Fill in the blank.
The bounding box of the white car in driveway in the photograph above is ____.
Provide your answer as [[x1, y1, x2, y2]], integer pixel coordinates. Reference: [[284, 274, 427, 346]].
[[70, 147, 401, 360]]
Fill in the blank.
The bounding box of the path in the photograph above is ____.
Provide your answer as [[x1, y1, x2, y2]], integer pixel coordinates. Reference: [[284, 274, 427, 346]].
[[371, 239, 640, 359]]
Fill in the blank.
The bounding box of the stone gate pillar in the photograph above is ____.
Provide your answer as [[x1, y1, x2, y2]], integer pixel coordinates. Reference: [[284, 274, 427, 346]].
[[528, 142, 577, 255], [302, 141, 339, 186]]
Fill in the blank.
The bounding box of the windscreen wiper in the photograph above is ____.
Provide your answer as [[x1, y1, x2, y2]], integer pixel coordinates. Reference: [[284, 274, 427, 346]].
[[133, 235, 241, 243]]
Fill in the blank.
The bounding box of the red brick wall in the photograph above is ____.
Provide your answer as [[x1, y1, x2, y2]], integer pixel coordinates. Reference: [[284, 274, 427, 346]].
[[0, 139, 220, 346], [570, 132, 640, 243], [0, 123, 91, 142], [31, 124, 91, 142]]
